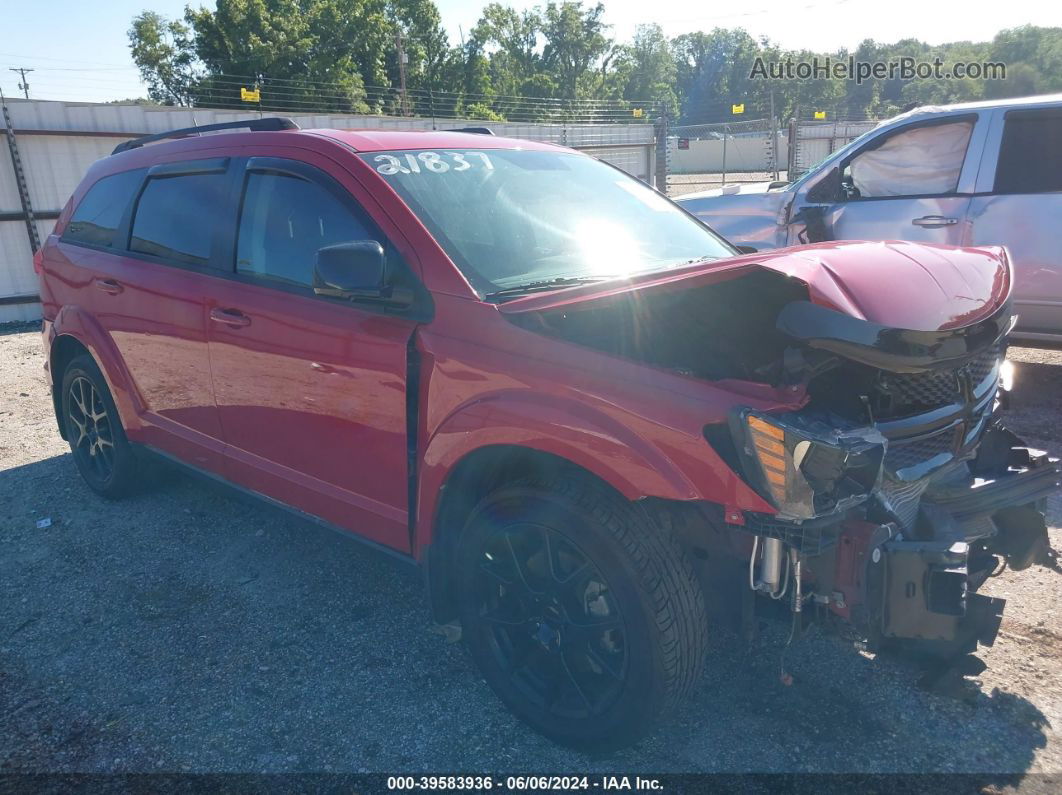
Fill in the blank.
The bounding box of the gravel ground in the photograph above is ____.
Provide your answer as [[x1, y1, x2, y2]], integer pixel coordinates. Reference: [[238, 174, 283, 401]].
[[1, 324, 1060, 778]]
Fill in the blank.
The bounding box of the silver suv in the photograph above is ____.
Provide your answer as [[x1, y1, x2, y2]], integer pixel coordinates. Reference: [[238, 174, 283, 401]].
[[678, 94, 1062, 342]]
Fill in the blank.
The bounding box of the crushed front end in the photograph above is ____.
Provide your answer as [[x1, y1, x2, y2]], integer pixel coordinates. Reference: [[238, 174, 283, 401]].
[[500, 239, 1057, 658], [723, 297, 1060, 657]]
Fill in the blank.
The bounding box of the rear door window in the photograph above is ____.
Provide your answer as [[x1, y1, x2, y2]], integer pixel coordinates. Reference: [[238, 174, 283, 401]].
[[236, 170, 376, 288], [994, 108, 1062, 194], [62, 169, 144, 248], [130, 172, 229, 266]]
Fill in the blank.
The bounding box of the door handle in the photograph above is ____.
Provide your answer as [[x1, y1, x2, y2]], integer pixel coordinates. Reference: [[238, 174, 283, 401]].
[[912, 215, 959, 228], [209, 307, 252, 328], [94, 278, 123, 295]]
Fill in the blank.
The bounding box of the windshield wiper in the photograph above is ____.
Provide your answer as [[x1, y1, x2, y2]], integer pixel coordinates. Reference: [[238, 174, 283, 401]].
[[674, 254, 722, 266], [484, 276, 611, 301]]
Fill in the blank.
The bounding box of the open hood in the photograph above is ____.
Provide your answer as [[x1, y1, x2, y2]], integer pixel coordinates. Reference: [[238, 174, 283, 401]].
[[499, 240, 1013, 335]]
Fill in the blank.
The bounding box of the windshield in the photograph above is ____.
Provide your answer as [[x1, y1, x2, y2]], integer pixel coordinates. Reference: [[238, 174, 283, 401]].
[[361, 148, 735, 298]]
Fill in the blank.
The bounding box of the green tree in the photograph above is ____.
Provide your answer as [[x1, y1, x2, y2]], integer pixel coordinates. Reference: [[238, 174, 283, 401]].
[[184, 0, 377, 112], [540, 1, 612, 100], [129, 3, 1062, 126], [673, 28, 764, 123], [468, 4, 553, 117], [128, 11, 200, 105], [620, 24, 677, 117]]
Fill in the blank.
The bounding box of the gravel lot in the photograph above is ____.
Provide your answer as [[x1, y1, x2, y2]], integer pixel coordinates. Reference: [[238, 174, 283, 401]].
[[1, 323, 1060, 779]]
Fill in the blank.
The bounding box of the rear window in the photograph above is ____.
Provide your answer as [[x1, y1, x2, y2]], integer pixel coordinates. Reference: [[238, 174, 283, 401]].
[[63, 169, 143, 248], [995, 109, 1062, 194], [130, 173, 229, 266]]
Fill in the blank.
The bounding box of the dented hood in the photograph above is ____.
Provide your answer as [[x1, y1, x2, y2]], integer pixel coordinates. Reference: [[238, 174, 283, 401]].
[[499, 240, 1013, 334]]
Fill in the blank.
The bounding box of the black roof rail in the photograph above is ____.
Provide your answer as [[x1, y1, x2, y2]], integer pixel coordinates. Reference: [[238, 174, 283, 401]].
[[112, 117, 299, 155], [445, 126, 495, 136]]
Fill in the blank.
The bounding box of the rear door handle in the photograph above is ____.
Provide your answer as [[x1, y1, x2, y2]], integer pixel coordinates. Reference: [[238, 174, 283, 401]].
[[209, 307, 252, 328], [912, 215, 959, 228], [94, 278, 123, 295]]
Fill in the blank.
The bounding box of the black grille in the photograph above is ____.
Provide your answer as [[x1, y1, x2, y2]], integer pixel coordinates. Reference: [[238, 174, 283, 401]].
[[967, 344, 1004, 388], [887, 369, 961, 407], [881, 345, 1002, 411]]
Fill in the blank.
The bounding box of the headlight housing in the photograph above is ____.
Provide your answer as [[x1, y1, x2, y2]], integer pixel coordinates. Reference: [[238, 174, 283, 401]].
[[735, 411, 886, 521]]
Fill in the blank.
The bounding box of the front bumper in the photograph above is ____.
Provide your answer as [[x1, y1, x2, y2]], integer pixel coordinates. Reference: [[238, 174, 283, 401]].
[[820, 447, 1058, 653]]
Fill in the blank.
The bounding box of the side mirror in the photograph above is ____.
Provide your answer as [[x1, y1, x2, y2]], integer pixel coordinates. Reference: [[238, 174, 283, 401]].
[[313, 241, 386, 299], [806, 166, 841, 204]]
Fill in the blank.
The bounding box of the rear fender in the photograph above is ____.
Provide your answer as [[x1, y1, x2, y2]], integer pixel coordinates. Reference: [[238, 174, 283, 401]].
[[50, 306, 144, 433]]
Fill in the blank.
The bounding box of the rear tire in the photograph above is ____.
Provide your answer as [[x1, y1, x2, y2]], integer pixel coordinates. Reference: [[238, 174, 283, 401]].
[[60, 354, 142, 499], [456, 472, 708, 751]]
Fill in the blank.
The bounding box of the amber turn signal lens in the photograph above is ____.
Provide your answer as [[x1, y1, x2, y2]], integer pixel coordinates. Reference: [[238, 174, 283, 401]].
[[747, 415, 788, 504]]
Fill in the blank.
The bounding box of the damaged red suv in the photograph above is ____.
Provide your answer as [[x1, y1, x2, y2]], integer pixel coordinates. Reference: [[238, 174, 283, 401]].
[[37, 118, 1059, 750]]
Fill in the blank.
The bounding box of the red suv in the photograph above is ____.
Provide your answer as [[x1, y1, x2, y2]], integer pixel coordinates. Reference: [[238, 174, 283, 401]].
[[37, 118, 1058, 750]]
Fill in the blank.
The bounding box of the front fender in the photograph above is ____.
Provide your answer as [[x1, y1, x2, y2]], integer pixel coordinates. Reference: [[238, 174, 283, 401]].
[[424, 391, 698, 497], [678, 190, 789, 251], [415, 391, 776, 556]]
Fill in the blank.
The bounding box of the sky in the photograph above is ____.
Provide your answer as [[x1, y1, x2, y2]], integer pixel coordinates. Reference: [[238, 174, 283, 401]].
[[2, 0, 1059, 103]]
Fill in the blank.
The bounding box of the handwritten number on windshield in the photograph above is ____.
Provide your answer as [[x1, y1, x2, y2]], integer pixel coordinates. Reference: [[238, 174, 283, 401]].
[[374, 151, 494, 176]]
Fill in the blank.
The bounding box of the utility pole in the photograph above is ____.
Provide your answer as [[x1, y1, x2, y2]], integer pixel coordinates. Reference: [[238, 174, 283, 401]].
[[721, 123, 728, 187], [9, 68, 34, 99], [769, 86, 780, 181], [396, 32, 409, 116]]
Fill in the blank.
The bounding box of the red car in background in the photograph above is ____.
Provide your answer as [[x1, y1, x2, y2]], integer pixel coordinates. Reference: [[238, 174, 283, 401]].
[[36, 118, 1058, 750]]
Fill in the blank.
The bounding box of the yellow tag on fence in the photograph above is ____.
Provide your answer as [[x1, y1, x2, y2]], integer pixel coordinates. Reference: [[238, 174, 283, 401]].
[[814, 110, 827, 119], [632, 108, 644, 118], [241, 87, 261, 103], [732, 103, 745, 115]]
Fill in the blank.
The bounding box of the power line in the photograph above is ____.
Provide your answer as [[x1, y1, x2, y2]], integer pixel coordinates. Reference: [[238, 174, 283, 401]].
[[20, 71, 662, 123]]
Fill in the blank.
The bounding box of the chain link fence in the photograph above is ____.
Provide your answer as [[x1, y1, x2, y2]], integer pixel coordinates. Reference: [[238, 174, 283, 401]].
[[657, 116, 885, 196], [663, 118, 786, 197], [785, 118, 878, 180]]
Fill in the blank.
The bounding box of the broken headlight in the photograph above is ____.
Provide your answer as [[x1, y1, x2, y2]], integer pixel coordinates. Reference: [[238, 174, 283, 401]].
[[735, 411, 887, 521]]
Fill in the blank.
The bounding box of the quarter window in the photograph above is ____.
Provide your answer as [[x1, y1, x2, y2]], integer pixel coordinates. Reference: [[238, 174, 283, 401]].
[[63, 169, 143, 248], [236, 171, 375, 288], [130, 173, 228, 266], [994, 109, 1062, 194]]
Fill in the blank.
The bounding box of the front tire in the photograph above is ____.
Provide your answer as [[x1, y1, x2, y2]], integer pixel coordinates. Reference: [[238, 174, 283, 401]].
[[60, 354, 141, 499], [456, 472, 708, 751]]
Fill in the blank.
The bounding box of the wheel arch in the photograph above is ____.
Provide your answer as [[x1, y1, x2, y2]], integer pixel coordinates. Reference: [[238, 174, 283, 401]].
[[423, 444, 636, 624], [49, 334, 94, 439], [48, 308, 142, 436]]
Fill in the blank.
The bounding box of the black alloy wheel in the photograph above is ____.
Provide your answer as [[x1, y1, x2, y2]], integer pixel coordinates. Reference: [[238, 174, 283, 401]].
[[457, 473, 708, 751], [474, 520, 629, 720]]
